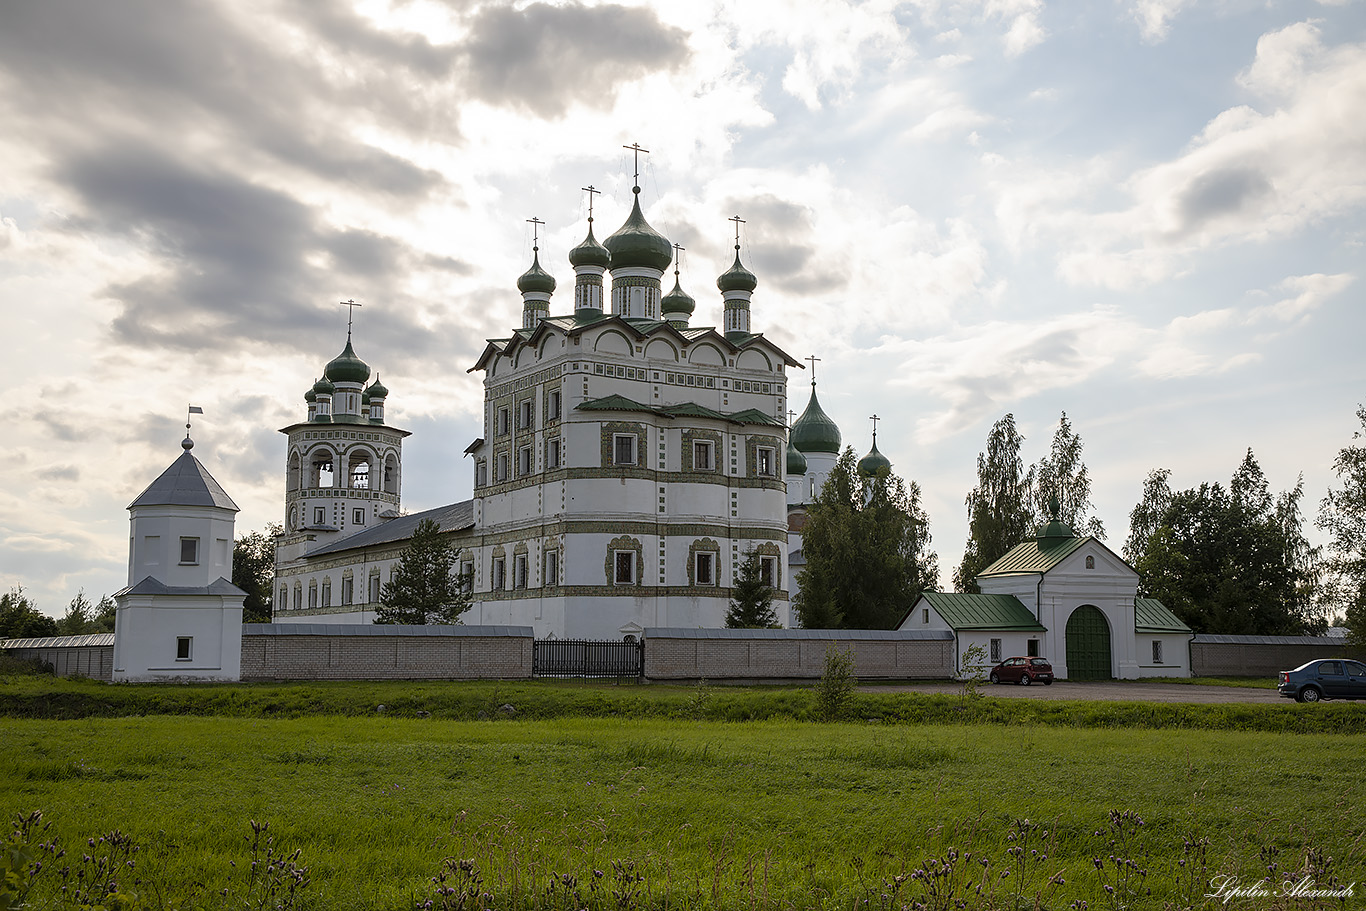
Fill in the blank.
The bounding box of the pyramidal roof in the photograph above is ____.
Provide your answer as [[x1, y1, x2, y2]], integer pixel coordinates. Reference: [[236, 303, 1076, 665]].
[[129, 447, 239, 511]]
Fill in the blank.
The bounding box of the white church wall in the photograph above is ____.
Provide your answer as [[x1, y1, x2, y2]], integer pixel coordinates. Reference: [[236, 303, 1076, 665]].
[[113, 595, 244, 682], [128, 507, 236, 589]]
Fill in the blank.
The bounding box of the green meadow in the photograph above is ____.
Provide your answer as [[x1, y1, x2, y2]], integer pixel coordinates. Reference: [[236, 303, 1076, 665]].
[[2, 679, 1363, 909]]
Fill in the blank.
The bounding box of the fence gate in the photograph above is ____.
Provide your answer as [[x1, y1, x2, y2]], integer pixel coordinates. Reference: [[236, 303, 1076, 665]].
[[534, 639, 644, 678]]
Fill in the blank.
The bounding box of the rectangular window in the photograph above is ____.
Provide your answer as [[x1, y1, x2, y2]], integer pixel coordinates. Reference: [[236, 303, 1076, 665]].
[[308, 585, 317, 609], [546, 438, 561, 469], [694, 440, 714, 471], [545, 550, 559, 586], [518, 400, 533, 429], [990, 638, 1002, 663], [353, 508, 365, 526], [1152, 640, 1163, 664], [497, 453, 508, 482], [759, 556, 777, 588], [1027, 639, 1039, 658], [696, 552, 715, 586], [476, 460, 487, 487], [294, 587, 302, 610], [923, 608, 929, 625], [322, 582, 331, 608], [279, 585, 287, 608], [314, 507, 325, 525], [460, 562, 474, 593], [497, 406, 510, 436], [179, 537, 199, 565], [492, 557, 506, 591], [514, 554, 528, 590], [518, 446, 533, 476], [756, 446, 775, 477], [614, 550, 635, 585], [342, 577, 353, 605], [176, 637, 192, 661], [613, 434, 637, 466], [548, 390, 561, 420], [369, 575, 380, 604]]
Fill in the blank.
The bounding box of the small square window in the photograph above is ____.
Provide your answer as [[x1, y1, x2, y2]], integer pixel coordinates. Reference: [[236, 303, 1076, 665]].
[[694, 440, 713, 471], [353, 508, 365, 526], [614, 550, 635, 585], [176, 637, 192, 661], [314, 507, 325, 525], [696, 552, 715, 586], [179, 537, 199, 565], [613, 434, 637, 466]]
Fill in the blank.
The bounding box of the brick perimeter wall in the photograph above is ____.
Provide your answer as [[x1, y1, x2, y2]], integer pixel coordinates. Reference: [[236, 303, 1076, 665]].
[[239, 631, 534, 681], [644, 632, 955, 680], [1190, 637, 1360, 677]]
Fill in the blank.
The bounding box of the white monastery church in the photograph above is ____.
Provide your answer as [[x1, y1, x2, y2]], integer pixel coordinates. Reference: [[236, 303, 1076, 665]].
[[274, 174, 819, 639]]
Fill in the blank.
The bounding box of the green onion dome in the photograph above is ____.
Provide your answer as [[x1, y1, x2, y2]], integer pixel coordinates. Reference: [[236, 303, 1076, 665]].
[[786, 439, 808, 475], [660, 275, 695, 315], [312, 376, 336, 396], [366, 374, 389, 399], [857, 438, 892, 478], [361, 391, 371, 406], [790, 386, 841, 454], [517, 250, 557, 294], [1036, 494, 1076, 545], [717, 247, 757, 293], [568, 223, 611, 269], [605, 188, 672, 272], [324, 339, 370, 384], [304, 384, 318, 404]]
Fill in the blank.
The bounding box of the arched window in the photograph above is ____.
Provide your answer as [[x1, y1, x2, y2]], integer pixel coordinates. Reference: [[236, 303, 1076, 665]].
[[383, 454, 399, 494], [311, 452, 334, 488], [287, 452, 302, 491], [350, 459, 370, 490]]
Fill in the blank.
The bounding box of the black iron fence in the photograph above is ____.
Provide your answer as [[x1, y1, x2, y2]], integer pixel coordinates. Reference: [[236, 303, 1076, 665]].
[[534, 639, 644, 678]]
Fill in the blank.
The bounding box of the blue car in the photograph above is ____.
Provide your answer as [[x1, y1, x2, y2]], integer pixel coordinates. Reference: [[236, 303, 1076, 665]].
[[1277, 659, 1366, 703]]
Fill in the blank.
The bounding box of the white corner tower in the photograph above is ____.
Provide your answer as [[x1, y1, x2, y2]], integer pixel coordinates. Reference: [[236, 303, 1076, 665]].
[[113, 427, 246, 682]]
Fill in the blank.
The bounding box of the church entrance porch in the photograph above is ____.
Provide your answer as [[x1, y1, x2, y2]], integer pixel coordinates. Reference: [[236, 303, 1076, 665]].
[[1065, 605, 1112, 680]]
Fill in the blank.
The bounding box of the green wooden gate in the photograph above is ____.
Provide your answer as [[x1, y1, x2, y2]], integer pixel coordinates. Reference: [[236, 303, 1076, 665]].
[[1065, 605, 1111, 680]]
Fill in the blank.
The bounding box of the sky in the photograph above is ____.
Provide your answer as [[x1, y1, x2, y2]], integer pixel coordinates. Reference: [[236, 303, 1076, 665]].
[[2, 0, 1364, 618]]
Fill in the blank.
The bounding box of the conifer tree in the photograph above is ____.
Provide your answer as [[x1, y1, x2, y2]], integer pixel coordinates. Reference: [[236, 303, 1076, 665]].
[[376, 519, 469, 625], [1319, 405, 1366, 643], [726, 548, 779, 629]]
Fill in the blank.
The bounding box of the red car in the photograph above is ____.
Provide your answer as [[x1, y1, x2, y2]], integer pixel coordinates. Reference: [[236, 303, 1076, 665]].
[[989, 656, 1055, 685]]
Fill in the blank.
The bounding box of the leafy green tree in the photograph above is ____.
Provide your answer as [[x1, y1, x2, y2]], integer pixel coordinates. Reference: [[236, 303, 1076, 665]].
[[726, 548, 779, 629], [93, 594, 117, 633], [795, 448, 939, 629], [376, 519, 470, 625], [956, 415, 1035, 592], [58, 590, 102, 635], [233, 524, 281, 623], [1122, 468, 1173, 566], [1031, 412, 1105, 538], [1319, 405, 1366, 644], [1135, 450, 1319, 634], [0, 586, 58, 639]]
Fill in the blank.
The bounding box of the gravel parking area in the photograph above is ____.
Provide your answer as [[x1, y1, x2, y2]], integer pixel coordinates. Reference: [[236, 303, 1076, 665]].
[[862, 680, 1285, 703]]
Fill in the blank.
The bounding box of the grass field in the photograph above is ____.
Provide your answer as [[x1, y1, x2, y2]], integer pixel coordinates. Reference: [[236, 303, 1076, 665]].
[[2, 678, 1364, 910]]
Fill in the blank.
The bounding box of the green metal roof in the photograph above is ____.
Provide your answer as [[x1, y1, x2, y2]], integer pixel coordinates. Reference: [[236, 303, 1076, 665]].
[[978, 535, 1089, 576], [1134, 598, 1192, 633], [919, 592, 1046, 631], [575, 396, 786, 426]]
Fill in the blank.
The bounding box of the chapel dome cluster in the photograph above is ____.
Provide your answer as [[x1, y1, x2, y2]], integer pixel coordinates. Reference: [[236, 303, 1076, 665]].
[[513, 178, 760, 339], [300, 336, 390, 426]]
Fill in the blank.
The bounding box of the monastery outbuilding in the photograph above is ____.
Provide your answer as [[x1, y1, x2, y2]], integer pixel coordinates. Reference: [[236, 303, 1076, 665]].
[[899, 498, 1193, 680]]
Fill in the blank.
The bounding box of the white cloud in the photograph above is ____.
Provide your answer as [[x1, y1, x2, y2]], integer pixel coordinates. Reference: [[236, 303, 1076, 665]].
[[1249, 272, 1355, 323], [1128, 0, 1191, 43]]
